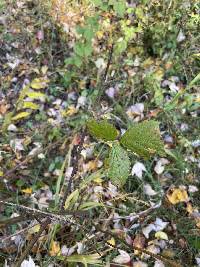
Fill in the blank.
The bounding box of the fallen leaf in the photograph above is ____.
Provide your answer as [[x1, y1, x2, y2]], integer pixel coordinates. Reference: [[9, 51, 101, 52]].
[[26, 91, 46, 100], [113, 249, 131, 264], [23, 102, 39, 110], [21, 188, 33, 194], [41, 66, 48, 75], [21, 256, 36, 267], [167, 188, 189, 204], [133, 261, 148, 267], [0, 102, 8, 114], [49, 240, 61, 256], [10, 139, 24, 152], [61, 245, 75, 256], [28, 224, 41, 235], [133, 234, 146, 255], [131, 162, 147, 179], [154, 158, 169, 174], [144, 184, 157, 196], [7, 124, 18, 132], [154, 260, 165, 267], [107, 237, 116, 246], [12, 112, 31, 121], [63, 106, 78, 116], [155, 231, 168, 240], [30, 78, 49, 89], [142, 218, 168, 238]]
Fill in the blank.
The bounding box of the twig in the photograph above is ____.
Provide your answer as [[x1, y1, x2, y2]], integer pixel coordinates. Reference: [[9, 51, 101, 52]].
[[3, 138, 65, 180], [0, 215, 32, 228], [0, 222, 39, 243], [60, 132, 85, 210], [0, 200, 77, 224], [14, 218, 51, 267]]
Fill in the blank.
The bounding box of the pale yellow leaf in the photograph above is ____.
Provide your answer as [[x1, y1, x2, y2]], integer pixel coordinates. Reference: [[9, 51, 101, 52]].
[[21, 188, 33, 194], [12, 112, 30, 121], [107, 237, 115, 246], [26, 91, 45, 99], [0, 170, 3, 176], [41, 66, 48, 75], [167, 188, 189, 204], [155, 231, 168, 240], [62, 106, 78, 117], [93, 176, 103, 184], [23, 102, 39, 110], [186, 202, 194, 214], [28, 224, 40, 234], [30, 77, 49, 89]]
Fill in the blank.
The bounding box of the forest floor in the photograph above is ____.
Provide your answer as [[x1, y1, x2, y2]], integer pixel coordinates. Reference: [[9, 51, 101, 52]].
[[0, 1, 200, 267]]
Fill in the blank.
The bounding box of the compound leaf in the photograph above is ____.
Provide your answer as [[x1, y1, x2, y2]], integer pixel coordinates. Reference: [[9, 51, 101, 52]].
[[120, 120, 165, 159], [108, 142, 130, 187], [87, 119, 118, 141]]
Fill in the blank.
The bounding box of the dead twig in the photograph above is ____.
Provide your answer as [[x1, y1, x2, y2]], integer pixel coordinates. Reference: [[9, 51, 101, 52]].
[[3, 138, 65, 180], [60, 132, 85, 210]]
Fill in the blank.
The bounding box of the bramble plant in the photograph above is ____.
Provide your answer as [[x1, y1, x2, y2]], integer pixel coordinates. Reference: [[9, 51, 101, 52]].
[[87, 119, 165, 187]]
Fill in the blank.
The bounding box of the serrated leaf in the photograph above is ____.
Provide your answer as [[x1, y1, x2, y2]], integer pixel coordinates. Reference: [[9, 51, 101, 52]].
[[113, 0, 126, 17], [30, 77, 49, 89], [26, 91, 45, 99], [120, 120, 165, 159], [12, 112, 31, 121], [23, 102, 39, 110], [108, 142, 130, 187], [87, 119, 118, 141]]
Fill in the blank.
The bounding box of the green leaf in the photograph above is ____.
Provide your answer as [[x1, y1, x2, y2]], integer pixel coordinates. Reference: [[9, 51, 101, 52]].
[[58, 253, 102, 266], [113, 0, 126, 17], [108, 142, 130, 187], [114, 39, 127, 54], [12, 111, 31, 121], [74, 43, 85, 57], [79, 201, 103, 210], [64, 189, 79, 210], [120, 120, 165, 159], [87, 119, 118, 141]]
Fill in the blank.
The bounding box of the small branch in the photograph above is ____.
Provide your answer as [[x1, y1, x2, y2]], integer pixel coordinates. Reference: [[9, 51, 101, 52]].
[[0, 200, 76, 224], [0, 215, 32, 228], [14, 218, 51, 267], [60, 133, 85, 210], [3, 138, 65, 180]]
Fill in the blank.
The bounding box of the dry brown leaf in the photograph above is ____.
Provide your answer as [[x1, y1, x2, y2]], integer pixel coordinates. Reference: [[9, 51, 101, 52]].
[[49, 240, 61, 256]]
